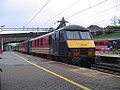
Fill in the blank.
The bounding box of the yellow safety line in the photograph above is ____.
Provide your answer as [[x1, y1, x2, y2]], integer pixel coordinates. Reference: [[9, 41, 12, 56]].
[[14, 53, 91, 90]]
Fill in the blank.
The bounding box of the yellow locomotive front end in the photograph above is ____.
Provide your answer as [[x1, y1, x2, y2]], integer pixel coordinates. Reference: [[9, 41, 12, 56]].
[[67, 40, 95, 56], [63, 25, 96, 67]]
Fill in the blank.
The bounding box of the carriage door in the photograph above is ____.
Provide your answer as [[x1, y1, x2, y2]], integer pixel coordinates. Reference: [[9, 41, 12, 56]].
[[59, 30, 67, 56], [52, 31, 59, 56], [28, 41, 32, 53], [56, 31, 59, 55]]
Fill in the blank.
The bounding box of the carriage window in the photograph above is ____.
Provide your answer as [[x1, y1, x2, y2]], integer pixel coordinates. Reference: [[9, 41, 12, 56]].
[[37, 39, 39, 46], [80, 32, 91, 39], [35, 40, 37, 47], [104, 42, 107, 45], [66, 31, 80, 39], [40, 38, 43, 46], [95, 42, 98, 45], [99, 42, 104, 45]]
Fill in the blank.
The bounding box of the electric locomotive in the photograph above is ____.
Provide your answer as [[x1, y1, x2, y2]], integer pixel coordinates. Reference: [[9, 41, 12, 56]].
[[17, 25, 96, 67]]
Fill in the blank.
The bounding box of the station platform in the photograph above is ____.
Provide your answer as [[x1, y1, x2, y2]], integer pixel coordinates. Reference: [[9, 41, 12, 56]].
[[0, 52, 120, 90]]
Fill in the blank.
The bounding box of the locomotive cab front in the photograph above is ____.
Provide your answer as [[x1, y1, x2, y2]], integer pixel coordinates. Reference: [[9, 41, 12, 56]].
[[66, 30, 95, 57]]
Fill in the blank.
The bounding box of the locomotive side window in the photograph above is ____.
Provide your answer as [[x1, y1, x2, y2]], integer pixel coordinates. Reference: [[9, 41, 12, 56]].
[[60, 31, 64, 41], [52, 33, 55, 40], [54, 33, 57, 41], [56, 31, 59, 40]]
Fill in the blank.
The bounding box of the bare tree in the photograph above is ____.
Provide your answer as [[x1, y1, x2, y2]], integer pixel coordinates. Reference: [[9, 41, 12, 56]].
[[111, 15, 120, 26]]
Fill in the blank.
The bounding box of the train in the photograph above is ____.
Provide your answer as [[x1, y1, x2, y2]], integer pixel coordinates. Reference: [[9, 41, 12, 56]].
[[94, 40, 109, 51], [94, 38, 120, 51], [16, 25, 96, 67]]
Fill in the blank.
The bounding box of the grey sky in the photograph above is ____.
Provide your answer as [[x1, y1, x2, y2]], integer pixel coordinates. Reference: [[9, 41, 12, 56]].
[[0, 0, 120, 29]]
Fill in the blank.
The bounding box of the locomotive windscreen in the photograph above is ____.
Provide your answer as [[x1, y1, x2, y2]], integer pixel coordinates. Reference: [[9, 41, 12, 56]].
[[65, 31, 92, 40]]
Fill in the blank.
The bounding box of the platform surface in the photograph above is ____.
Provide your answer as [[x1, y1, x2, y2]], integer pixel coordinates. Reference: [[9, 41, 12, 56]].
[[0, 51, 120, 90]]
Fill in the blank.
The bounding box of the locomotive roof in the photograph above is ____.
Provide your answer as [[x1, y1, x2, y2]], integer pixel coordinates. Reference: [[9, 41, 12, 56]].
[[62, 25, 88, 31], [30, 25, 88, 41]]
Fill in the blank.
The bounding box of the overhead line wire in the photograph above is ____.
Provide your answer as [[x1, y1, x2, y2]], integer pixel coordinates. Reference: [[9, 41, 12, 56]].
[[66, 0, 108, 19], [24, 0, 52, 27], [78, 4, 120, 21], [43, 0, 81, 25], [84, 19, 110, 26], [85, 15, 120, 26], [51, 0, 81, 19]]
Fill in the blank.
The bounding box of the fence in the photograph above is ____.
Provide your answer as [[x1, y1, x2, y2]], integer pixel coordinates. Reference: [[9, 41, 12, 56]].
[[96, 50, 120, 55]]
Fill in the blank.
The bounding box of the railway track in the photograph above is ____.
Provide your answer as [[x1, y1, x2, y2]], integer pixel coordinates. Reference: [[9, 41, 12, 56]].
[[91, 56, 120, 75], [95, 63, 120, 72], [40, 55, 120, 75], [34, 54, 120, 75], [57, 56, 120, 75], [92, 63, 120, 74]]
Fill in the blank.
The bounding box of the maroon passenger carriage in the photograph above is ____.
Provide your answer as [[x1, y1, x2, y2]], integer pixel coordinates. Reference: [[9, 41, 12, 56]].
[[94, 40, 110, 51], [17, 32, 54, 56], [94, 38, 120, 51], [18, 42, 26, 52], [30, 34, 50, 54]]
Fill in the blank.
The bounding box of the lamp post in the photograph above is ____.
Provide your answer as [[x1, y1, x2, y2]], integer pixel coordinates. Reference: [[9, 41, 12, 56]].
[[1, 25, 5, 28], [0, 25, 5, 33], [0, 25, 5, 52]]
